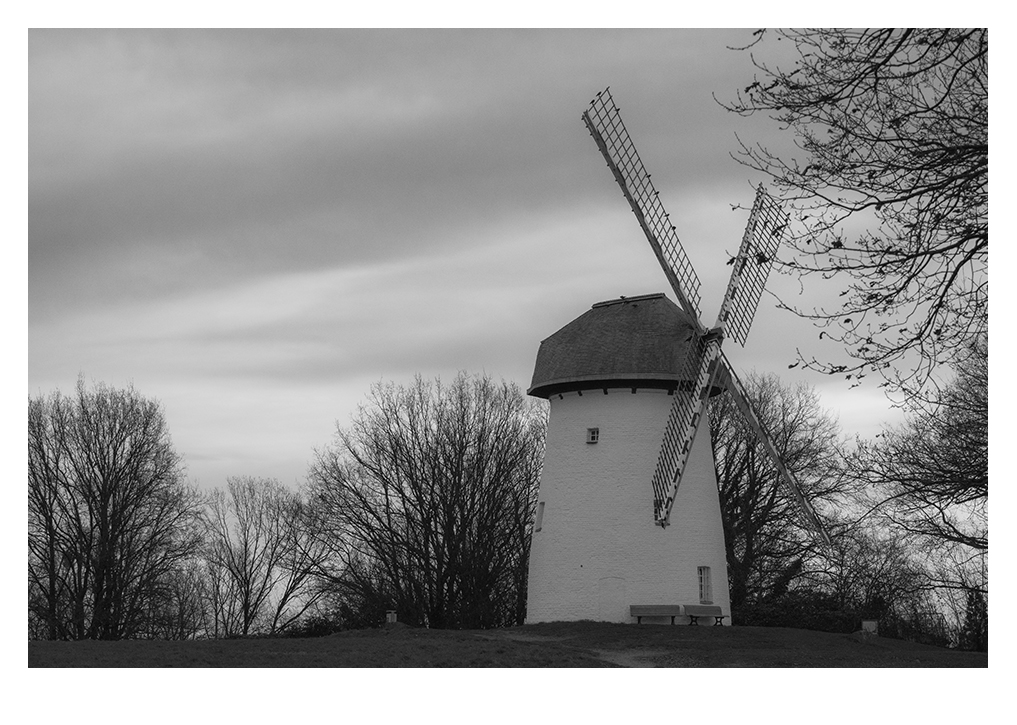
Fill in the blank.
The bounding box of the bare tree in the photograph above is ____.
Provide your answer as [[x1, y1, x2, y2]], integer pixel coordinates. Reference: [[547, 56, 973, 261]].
[[307, 373, 545, 629], [721, 29, 987, 397], [926, 544, 988, 649], [144, 561, 210, 640], [201, 476, 327, 637], [708, 373, 846, 607], [819, 524, 931, 615], [28, 378, 202, 640], [820, 524, 956, 644], [817, 338, 987, 644], [847, 338, 988, 644], [958, 586, 988, 652], [853, 338, 987, 554]]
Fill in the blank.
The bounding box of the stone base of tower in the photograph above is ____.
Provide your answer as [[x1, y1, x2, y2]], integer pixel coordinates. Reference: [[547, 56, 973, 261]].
[[524, 388, 731, 625]]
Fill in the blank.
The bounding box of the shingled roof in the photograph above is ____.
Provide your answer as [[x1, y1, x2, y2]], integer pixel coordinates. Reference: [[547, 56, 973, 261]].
[[528, 293, 699, 398]]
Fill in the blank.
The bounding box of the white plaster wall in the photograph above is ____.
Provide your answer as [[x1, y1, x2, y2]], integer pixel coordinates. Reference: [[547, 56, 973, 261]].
[[525, 388, 731, 624]]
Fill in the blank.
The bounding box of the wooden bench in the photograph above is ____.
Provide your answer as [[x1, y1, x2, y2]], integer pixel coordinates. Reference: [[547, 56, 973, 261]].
[[683, 604, 726, 626], [630, 605, 683, 624], [629, 605, 727, 626]]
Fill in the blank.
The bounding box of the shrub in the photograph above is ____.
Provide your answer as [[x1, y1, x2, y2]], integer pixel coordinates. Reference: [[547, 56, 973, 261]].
[[281, 614, 345, 638], [734, 590, 859, 634]]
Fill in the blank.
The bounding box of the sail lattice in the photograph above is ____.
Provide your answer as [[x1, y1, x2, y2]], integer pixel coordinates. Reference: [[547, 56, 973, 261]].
[[582, 88, 702, 321], [717, 187, 788, 345]]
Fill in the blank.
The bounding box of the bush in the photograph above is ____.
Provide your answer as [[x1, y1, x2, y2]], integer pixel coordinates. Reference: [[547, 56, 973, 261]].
[[734, 590, 859, 634], [735, 589, 956, 647], [880, 611, 952, 648], [281, 614, 345, 638]]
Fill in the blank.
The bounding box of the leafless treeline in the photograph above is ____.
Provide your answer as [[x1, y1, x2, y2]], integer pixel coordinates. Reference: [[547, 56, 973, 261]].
[[307, 374, 546, 630], [28, 380, 203, 640], [28, 374, 544, 639], [30, 355, 985, 647], [707, 27, 988, 650], [708, 341, 987, 648]]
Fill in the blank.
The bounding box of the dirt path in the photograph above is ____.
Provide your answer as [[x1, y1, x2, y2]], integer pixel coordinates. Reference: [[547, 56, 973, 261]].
[[589, 648, 669, 667], [472, 630, 569, 644], [474, 629, 672, 667]]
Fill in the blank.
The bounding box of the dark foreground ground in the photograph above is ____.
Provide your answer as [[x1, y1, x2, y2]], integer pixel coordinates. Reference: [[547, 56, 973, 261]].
[[28, 621, 987, 667]]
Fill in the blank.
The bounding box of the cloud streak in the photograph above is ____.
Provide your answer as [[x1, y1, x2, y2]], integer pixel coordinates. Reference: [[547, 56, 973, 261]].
[[29, 29, 902, 489]]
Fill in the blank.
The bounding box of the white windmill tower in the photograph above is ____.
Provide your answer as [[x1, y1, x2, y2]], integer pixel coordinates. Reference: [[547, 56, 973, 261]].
[[524, 88, 830, 625]]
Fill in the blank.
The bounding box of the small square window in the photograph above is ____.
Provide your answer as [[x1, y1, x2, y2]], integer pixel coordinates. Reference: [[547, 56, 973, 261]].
[[586, 427, 599, 444]]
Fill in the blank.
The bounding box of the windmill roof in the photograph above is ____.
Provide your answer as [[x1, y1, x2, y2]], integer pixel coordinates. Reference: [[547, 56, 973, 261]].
[[528, 293, 700, 398]]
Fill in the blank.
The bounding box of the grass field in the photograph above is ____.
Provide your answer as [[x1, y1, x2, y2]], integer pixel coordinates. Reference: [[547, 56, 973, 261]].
[[28, 621, 987, 667]]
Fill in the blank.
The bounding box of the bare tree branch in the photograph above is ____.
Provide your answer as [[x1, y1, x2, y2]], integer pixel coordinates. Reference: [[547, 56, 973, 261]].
[[28, 378, 202, 640], [307, 373, 545, 629], [719, 29, 987, 398]]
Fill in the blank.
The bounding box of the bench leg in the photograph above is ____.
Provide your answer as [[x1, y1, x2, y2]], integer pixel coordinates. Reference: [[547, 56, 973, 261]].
[[636, 616, 642, 624], [687, 615, 699, 625]]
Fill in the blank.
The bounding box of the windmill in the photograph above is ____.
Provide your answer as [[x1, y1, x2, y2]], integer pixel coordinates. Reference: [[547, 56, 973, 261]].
[[581, 87, 830, 542], [523, 88, 828, 625]]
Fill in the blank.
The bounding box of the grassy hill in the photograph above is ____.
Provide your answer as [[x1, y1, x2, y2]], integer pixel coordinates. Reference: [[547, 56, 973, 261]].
[[28, 621, 986, 667]]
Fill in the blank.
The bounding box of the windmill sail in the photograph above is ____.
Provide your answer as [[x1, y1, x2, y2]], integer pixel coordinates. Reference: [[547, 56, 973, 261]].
[[715, 187, 788, 345], [648, 189, 777, 527], [582, 88, 702, 325], [582, 87, 829, 542], [713, 354, 832, 545], [650, 330, 723, 526]]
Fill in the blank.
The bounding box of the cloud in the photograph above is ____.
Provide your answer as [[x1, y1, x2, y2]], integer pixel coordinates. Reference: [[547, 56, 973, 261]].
[[30, 29, 756, 314], [29, 28, 902, 488]]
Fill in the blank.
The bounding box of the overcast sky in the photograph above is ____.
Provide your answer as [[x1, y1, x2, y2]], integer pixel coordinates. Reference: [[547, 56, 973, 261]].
[[28, 28, 908, 491]]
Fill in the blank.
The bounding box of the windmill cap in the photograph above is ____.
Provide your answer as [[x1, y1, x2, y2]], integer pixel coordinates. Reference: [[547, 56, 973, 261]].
[[528, 293, 714, 398]]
